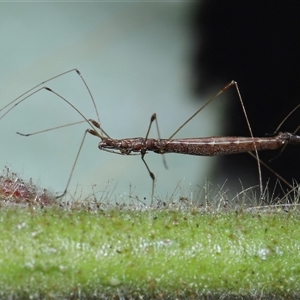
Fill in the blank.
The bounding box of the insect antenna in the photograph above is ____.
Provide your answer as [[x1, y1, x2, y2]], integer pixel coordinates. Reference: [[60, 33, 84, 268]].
[[16, 120, 86, 136], [14, 86, 112, 198], [0, 69, 76, 119], [0, 69, 112, 198]]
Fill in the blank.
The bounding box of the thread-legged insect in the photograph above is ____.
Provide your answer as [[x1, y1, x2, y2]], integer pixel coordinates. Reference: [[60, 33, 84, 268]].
[[0, 69, 298, 204]]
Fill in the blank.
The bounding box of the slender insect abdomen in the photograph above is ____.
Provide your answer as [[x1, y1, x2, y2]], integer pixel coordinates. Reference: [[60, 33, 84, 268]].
[[160, 134, 287, 156]]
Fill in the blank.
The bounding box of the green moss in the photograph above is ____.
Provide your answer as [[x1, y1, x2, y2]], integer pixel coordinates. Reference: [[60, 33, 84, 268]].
[[0, 207, 299, 299]]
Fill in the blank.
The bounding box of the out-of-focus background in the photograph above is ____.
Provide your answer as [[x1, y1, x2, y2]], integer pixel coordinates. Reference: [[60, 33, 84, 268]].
[[0, 2, 221, 201], [191, 2, 300, 199], [1, 2, 299, 203]]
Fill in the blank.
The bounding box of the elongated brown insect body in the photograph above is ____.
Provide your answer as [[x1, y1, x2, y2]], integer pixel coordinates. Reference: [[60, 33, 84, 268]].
[[98, 132, 295, 156], [3, 69, 299, 203]]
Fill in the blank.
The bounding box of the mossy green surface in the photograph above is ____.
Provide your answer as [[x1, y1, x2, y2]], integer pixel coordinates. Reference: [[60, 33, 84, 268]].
[[0, 206, 299, 299]]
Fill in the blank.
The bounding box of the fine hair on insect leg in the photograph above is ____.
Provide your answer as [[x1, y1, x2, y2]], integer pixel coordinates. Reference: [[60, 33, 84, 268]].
[[0, 70, 108, 197]]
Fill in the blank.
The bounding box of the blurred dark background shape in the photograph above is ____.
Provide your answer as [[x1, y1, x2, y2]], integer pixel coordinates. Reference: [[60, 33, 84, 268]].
[[190, 1, 300, 198]]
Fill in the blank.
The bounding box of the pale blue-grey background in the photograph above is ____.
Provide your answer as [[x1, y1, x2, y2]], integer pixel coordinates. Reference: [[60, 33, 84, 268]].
[[0, 2, 225, 201]]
